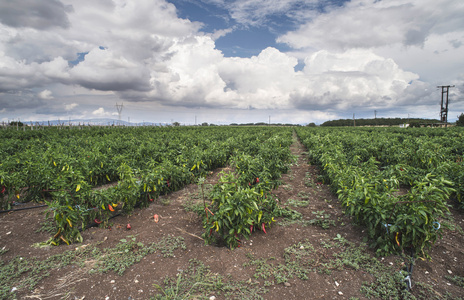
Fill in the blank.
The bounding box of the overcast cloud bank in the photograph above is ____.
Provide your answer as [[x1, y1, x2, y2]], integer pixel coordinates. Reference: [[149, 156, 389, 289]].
[[0, 0, 463, 124]]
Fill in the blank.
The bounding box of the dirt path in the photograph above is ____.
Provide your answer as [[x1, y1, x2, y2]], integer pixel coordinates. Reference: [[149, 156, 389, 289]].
[[1, 133, 463, 299]]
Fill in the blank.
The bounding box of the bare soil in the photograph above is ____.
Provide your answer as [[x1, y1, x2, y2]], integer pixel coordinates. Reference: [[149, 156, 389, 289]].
[[1, 137, 463, 299]]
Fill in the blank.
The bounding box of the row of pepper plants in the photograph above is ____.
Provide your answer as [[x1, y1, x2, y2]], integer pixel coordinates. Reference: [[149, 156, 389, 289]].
[[0, 126, 292, 245], [200, 130, 294, 249], [296, 126, 463, 258]]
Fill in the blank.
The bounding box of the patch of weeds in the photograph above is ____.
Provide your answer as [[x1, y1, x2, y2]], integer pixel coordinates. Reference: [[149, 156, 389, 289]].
[[286, 198, 309, 208], [244, 254, 288, 284], [155, 235, 187, 257], [243, 254, 277, 280], [283, 184, 293, 191], [321, 241, 333, 249], [263, 280, 274, 287], [1, 236, 186, 299], [277, 207, 307, 227], [360, 271, 413, 300], [35, 215, 57, 234], [283, 240, 316, 280], [297, 191, 310, 199], [242, 240, 317, 286], [315, 234, 414, 299], [446, 275, 464, 288], [0, 247, 8, 255], [90, 235, 186, 275], [412, 281, 461, 300], [308, 211, 335, 229], [158, 196, 171, 206], [0, 247, 77, 299], [183, 199, 204, 215], [276, 207, 302, 220], [153, 259, 267, 300], [328, 237, 412, 300], [441, 219, 464, 236], [304, 178, 315, 188]]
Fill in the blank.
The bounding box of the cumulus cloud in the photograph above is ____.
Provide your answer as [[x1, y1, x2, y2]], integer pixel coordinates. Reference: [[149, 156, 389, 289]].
[[288, 49, 422, 111], [278, 0, 464, 50], [92, 107, 111, 117], [38, 89, 54, 100], [65, 103, 78, 111], [69, 47, 151, 91]]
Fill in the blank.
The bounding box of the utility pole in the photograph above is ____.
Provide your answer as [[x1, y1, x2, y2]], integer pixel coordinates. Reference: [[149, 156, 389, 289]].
[[437, 85, 454, 127], [374, 110, 377, 119]]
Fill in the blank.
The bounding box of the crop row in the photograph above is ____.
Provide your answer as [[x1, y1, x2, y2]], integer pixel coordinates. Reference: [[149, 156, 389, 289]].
[[201, 131, 294, 249], [0, 126, 293, 245], [296, 127, 463, 258]]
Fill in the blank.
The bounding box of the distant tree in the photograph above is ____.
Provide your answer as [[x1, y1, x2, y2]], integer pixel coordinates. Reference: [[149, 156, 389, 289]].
[[306, 122, 316, 127], [201, 122, 209, 126], [172, 121, 180, 127], [9, 121, 24, 127], [408, 120, 421, 128], [457, 113, 464, 127]]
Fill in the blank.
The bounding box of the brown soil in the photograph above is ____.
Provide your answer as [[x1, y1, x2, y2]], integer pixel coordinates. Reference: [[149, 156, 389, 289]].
[[1, 136, 463, 299]]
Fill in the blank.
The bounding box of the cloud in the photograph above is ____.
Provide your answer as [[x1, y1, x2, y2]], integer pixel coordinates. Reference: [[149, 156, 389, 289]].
[[92, 107, 111, 117], [209, 27, 235, 40], [38, 89, 54, 100], [65, 103, 78, 111], [200, 0, 320, 27], [0, 0, 199, 93], [0, 0, 72, 30], [0, 0, 462, 124], [69, 47, 151, 91], [277, 0, 464, 50], [290, 49, 422, 111]]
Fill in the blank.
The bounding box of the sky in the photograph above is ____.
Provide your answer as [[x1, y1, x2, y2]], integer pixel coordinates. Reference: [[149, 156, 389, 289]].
[[0, 0, 463, 125]]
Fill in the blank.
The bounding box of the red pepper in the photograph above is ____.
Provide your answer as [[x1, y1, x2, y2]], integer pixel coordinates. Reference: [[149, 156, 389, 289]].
[[262, 223, 267, 234], [256, 177, 259, 183], [205, 207, 214, 216], [108, 204, 115, 212], [126, 223, 131, 230], [209, 228, 213, 237], [94, 218, 102, 224], [167, 180, 170, 187], [1, 186, 5, 194], [250, 225, 253, 233]]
